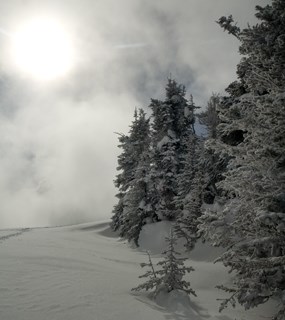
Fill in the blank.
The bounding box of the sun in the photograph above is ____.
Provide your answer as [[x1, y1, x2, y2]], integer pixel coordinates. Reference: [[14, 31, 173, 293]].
[[11, 18, 74, 80]]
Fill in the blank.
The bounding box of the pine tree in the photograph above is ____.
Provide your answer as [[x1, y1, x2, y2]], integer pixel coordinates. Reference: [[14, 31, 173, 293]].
[[174, 135, 204, 250], [198, 95, 227, 205], [197, 95, 230, 247], [120, 150, 154, 245], [131, 251, 161, 293], [200, 2, 285, 319], [217, 0, 285, 95], [156, 229, 196, 296], [111, 133, 131, 231], [111, 109, 152, 236], [132, 229, 196, 297], [112, 80, 198, 245], [213, 92, 285, 319], [150, 79, 196, 221]]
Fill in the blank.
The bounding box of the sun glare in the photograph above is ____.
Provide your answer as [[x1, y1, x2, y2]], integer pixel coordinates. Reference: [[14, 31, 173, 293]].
[[11, 18, 74, 80]]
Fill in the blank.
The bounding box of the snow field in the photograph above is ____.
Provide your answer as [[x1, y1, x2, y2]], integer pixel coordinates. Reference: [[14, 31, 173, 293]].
[[0, 221, 276, 320]]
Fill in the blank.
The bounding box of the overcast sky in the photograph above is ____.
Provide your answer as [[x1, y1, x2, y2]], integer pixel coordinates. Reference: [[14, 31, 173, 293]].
[[0, 0, 269, 228]]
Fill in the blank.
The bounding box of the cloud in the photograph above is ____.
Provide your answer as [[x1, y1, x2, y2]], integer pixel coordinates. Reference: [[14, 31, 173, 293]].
[[114, 43, 147, 49], [0, 82, 138, 227], [0, 0, 270, 228]]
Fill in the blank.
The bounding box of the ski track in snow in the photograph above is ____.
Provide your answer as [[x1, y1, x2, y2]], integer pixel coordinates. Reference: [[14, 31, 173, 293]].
[[0, 221, 276, 320]]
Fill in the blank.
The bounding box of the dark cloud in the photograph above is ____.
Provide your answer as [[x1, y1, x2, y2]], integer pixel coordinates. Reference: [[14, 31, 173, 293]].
[[0, 0, 270, 228]]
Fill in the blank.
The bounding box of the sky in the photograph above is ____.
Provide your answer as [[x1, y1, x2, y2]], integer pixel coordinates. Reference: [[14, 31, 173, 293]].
[[0, 0, 269, 228]]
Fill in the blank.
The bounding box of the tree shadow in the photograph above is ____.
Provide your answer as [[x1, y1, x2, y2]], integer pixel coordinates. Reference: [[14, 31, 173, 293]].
[[132, 292, 233, 320]]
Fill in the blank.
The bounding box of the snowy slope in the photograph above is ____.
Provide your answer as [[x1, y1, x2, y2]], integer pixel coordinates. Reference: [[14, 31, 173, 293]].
[[0, 221, 275, 320]]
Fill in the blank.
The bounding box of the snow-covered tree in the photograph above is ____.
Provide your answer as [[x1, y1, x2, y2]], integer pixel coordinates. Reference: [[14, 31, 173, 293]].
[[120, 150, 155, 245], [217, 0, 285, 95], [156, 229, 196, 296], [174, 135, 204, 250], [213, 93, 285, 319], [200, 2, 285, 318], [150, 79, 196, 221], [132, 229, 196, 297], [111, 133, 130, 231], [111, 109, 151, 235], [112, 80, 198, 245], [196, 94, 227, 207], [131, 251, 160, 293]]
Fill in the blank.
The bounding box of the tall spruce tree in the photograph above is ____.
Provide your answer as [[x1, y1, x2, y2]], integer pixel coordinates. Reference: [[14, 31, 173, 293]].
[[111, 109, 152, 237], [120, 150, 154, 245], [199, 2, 285, 318], [174, 135, 204, 250], [150, 79, 196, 221]]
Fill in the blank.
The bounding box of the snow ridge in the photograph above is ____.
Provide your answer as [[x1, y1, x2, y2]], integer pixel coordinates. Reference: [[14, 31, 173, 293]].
[[0, 228, 30, 243]]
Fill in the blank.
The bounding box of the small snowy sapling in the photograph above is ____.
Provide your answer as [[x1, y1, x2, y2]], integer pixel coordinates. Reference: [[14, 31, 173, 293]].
[[132, 229, 196, 298]]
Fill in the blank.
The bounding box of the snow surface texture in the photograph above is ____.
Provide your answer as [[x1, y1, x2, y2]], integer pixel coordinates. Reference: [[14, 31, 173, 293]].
[[0, 221, 275, 320]]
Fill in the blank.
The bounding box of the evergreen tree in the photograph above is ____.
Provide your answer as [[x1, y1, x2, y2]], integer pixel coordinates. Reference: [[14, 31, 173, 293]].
[[200, 2, 285, 318], [111, 133, 131, 231], [174, 135, 204, 250], [132, 229, 196, 297], [156, 229, 196, 296], [120, 150, 154, 245], [150, 79, 196, 221], [112, 80, 198, 245], [131, 251, 160, 293], [198, 95, 227, 205], [111, 109, 151, 236], [213, 92, 285, 319], [217, 0, 285, 95]]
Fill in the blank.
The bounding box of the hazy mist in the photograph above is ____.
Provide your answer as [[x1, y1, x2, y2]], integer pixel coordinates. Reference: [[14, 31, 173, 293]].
[[0, 0, 269, 228]]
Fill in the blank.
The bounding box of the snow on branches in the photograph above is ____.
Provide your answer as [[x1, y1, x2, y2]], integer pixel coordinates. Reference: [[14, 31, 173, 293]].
[[132, 229, 196, 298]]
